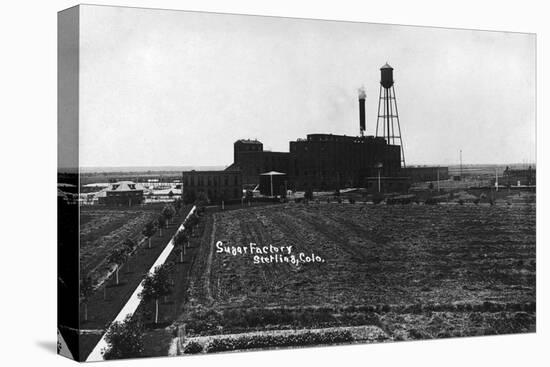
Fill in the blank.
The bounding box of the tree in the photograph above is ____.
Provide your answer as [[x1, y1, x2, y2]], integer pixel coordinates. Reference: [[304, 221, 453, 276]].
[[103, 315, 144, 360], [156, 215, 166, 237], [142, 221, 156, 249], [185, 213, 199, 237], [173, 198, 182, 215], [122, 239, 136, 272], [195, 191, 209, 206], [183, 190, 196, 205], [162, 204, 175, 225], [304, 188, 313, 201], [80, 276, 94, 322], [173, 231, 188, 263], [107, 248, 128, 285], [279, 185, 287, 199], [139, 264, 173, 324]]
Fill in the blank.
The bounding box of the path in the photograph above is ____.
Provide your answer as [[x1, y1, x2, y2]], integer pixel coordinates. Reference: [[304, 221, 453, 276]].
[[203, 214, 217, 303], [86, 206, 197, 362]]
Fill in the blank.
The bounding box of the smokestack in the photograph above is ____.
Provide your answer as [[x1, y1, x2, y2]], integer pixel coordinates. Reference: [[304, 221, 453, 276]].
[[358, 87, 366, 135]]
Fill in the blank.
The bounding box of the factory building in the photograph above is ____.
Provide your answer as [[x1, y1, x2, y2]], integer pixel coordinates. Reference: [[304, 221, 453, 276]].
[[184, 63, 428, 197], [288, 134, 401, 190], [233, 139, 263, 163], [181, 170, 242, 203], [227, 140, 290, 186], [223, 63, 409, 192], [259, 171, 287, 197], [500, 166, 536, 187], [227, 133, 402, 191]]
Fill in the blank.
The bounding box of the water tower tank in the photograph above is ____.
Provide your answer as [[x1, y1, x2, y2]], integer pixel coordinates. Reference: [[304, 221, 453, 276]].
[[380, 63, 394, 89]]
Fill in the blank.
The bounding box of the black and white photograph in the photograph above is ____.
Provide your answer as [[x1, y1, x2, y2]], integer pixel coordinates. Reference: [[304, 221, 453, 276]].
[[55, 3, 537, 363]]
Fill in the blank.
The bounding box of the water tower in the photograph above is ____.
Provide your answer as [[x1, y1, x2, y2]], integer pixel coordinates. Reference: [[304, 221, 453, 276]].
[[376, 63, 406, 167]]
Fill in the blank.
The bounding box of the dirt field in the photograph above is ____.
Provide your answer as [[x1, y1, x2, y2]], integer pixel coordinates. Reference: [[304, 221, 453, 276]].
[[178, 199, 535, 342]]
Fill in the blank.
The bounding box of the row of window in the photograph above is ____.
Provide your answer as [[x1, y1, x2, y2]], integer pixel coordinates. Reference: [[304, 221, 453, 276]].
[[183, 175, 240, 187]]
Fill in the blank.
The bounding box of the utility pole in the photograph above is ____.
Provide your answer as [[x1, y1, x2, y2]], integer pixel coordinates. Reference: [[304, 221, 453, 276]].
[[459, 149, 463, 180]]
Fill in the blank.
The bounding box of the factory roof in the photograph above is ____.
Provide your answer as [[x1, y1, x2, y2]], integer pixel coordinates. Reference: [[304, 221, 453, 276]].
[[235, 139, 262, 144]]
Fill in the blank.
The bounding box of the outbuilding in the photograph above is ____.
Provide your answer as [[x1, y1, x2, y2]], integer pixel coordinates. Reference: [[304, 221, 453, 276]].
[[98, 181, 144, 206]]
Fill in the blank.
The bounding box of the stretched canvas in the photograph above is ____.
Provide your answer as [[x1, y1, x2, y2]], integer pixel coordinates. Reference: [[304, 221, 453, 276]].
[[58, 4, 536, 361]]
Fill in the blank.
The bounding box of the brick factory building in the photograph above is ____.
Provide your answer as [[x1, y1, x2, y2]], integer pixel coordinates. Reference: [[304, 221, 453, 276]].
[[183, 64, 438, 197], [227, 139, 290, 186], [288, 134, 401, 190], [225, 133, 403, 191], [181, 170, 243, 203]]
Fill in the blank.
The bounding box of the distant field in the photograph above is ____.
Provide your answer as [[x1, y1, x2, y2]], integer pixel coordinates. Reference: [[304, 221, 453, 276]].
[[447, 163, 535, 177], [179, 200, 535, 340]]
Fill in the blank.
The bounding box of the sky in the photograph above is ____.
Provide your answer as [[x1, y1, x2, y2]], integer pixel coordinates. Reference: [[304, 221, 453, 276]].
[[78, 5, 536, 168]]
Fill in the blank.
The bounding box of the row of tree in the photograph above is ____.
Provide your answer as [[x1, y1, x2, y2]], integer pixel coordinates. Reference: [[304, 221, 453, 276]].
[[103, 262, 175, 359], [173, 210, 200, 263], [139, 207, 202, 325], [80, 200, 186, 322], [102, 204, 205, 359]]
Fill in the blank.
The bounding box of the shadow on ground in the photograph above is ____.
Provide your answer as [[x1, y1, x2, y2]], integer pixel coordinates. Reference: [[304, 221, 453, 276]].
[[35, 340, 57, 355]]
